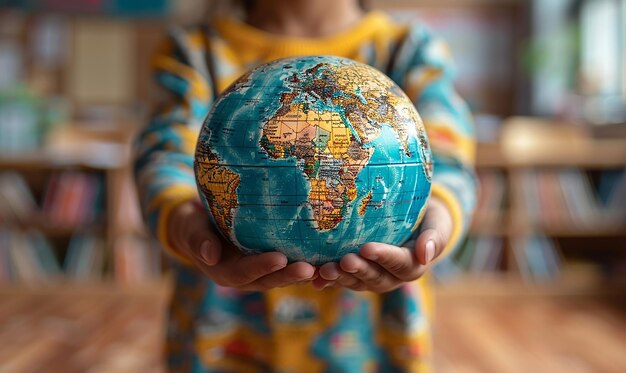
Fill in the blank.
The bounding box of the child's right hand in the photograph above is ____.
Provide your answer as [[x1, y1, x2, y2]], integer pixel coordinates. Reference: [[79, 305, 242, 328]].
[[167, 200, 317, 291]]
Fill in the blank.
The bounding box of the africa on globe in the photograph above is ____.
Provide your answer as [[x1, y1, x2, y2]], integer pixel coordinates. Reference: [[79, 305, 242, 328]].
[[194, 56, 432, 265]]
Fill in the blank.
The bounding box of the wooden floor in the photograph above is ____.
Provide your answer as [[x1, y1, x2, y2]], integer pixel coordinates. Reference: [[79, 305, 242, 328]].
[[0, 283, 168, 373], [0, 281, 625, 373], [433, 295, 626, 372]]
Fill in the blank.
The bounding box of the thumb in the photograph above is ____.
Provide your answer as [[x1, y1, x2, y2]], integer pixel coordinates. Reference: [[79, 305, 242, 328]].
[[413, 197, 454, 265], [414, 228, 447, 266], [169, 200, 223, 266], [188, 227, 222, 266]]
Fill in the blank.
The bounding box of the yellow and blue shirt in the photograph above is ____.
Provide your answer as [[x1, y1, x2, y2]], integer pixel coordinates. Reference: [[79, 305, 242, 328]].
[[135, 11, 476, 373]]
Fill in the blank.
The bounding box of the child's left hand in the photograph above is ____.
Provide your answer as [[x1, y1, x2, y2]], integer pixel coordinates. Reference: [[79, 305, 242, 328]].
[[313, 197, 453, 292]]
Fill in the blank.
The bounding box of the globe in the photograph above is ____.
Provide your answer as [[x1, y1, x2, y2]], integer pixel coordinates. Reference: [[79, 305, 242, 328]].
[[194, 56, 432, 265]]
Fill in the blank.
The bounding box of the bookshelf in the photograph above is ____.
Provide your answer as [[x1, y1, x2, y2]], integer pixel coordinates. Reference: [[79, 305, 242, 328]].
[[466, 117, 626, 281], [0, 125, 163, 287], [0, 9, 166, 288]]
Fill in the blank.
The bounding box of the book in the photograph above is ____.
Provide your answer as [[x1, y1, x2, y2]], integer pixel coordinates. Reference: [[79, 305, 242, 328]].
[[473, 170, 506, 228], [520, 170, 542, 224], [512, 234, 562, 283], [0, 229, 63, 284], [455, 237, 476, 270], [42, 172, 103, 228], [470, 236, 503, 273], [558, 169, 602, 227], [30, 230, 62, 277], [0, 172, 37, 223], [64, 232, 105, 281], [520, 168, 613, 230], [454, 236, 503, 275], [0, 230, 14, 284], [483, 239, 504, 273], [599, 170, 626, 223]]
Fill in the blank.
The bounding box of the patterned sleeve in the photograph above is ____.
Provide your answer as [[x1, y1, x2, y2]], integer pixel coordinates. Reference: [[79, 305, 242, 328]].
[[134, 28, 214, 262], [389, 24, 477, 258]]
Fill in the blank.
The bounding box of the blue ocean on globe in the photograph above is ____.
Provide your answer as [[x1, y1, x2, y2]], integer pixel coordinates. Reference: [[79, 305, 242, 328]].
[[195, 55, 432, 264]]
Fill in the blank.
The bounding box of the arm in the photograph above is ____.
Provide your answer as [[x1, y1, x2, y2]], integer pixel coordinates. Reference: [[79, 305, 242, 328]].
[[315, 25, 477, 291], [135, 30, 214, 262], [396, 24, 477, 261], [135, 30, 315, 289]]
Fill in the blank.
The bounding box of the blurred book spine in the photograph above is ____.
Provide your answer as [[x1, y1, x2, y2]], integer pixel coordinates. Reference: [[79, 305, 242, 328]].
[[454, 236, 504, 274], [512, 234, 562, 282], [0, 228, 61, 284], [42, 171, 104, 228], [0, 172, 37, 223], [64, 232, 104, 282], [0, 168, 160, 286], [598, 170, 626, 223], [472, 170, 506, 230], [519, 168, 623, 231]]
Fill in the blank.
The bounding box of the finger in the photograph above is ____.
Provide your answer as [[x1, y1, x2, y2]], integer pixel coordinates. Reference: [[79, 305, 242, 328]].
[[319, 262, 341, 281], [168, 201, 222, 265], [415, 228, 447, 265], [359, 242, 418, 281], [188, 228, 222, 266], [312, 276, 334, 290], [415, 198, 453, 265], [319, 262, 361, 289], [240, 262, 316, 291], [217, 252, 288, 287], [334, 273, 362, 290], [339, 254, 400, 292]]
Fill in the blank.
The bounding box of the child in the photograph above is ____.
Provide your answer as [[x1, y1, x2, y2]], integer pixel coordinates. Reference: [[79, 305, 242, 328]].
[[135, 0, 476, 371]]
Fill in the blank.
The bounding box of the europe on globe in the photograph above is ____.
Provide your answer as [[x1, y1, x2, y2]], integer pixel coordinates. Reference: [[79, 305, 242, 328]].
[[194, 56, 432, 265]]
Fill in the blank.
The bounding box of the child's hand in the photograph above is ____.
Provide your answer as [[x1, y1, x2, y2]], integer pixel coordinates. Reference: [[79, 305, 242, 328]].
[[313, 197, 453, 292], [168, 200, 316, 291]]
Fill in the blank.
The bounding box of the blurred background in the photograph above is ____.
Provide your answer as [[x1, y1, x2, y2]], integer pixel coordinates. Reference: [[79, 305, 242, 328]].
[[0, 0, 625, 372]]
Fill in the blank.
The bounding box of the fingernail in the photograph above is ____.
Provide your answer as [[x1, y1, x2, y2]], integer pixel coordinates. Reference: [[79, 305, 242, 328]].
[[325, 266, 340, 281], [200, 241, 214, 265], [271, 261, 287, 271], [310, 272, 319, 281], [425, 239, 435, 264], [360, 249, 377, 261], [365, 254, 378, 261]]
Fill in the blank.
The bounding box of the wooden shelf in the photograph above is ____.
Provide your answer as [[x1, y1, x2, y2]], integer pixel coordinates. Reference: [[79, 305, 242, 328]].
[[0, 150, 126, 172], [0, 277, 171, 297], [469, 217, 508, 236], [6, 221, 106, 236], [475, 142, 508, 168], [433, 269, 621, 297], [372, 0, 523, 9], [475, 120, 626, 169], [532, 224, 626, 238], [501, 117, 626, 169]]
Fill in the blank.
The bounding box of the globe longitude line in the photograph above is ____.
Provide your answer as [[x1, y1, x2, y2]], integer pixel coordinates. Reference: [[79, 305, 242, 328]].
[[312, 103, 322, 260], [372, 165, 388, 241], [355, 165, 368, 244]]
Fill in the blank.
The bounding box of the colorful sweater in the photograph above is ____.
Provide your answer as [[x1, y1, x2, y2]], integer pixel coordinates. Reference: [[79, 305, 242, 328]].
[[135, 11, 476, 373]]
